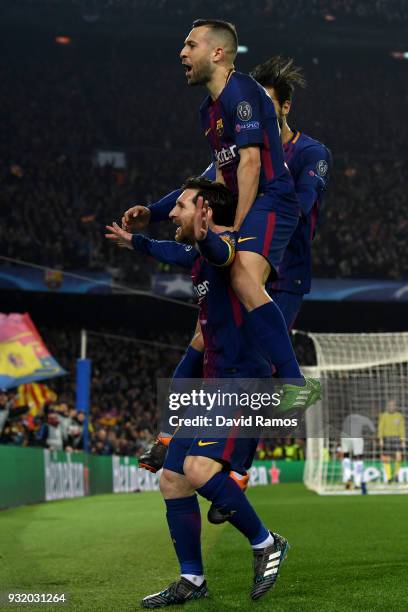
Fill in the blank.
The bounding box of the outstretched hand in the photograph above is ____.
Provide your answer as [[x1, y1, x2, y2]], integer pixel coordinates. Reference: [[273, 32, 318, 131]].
[[193, 196, 209, 242], [121, 205, 151, 231], [105, 222, 133, 250]]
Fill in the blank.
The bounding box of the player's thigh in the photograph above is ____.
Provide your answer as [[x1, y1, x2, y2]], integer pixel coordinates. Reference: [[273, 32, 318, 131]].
[[163, 436, 192, 475], [233, 250, 271, 285], [231, 251, 271, 309], [236, 204, 298, 280], [186, 436, 259, 483], [183, 454, 223, 489], [269, 290, 303, 330]]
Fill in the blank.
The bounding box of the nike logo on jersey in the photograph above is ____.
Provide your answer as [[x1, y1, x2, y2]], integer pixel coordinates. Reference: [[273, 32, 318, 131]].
[[198, 440, 218, 447], [237, 236, 257, 243]]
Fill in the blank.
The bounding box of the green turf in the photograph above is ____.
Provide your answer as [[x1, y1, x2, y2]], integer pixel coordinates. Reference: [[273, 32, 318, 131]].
[[0, 484, 407, 612]]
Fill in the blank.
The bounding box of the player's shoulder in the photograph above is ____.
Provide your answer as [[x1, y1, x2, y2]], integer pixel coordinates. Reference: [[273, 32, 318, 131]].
[[229, 71, 265, 96], [298, 132, 330, 158], [297, 132, 332, 175]]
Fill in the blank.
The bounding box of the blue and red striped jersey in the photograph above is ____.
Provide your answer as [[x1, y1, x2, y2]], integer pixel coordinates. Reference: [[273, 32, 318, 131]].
[[271, 131, 332, 294], [199, 71, 298, 213]]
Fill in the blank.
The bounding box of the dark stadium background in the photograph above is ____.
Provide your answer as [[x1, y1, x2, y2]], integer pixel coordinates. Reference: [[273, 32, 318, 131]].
[[1, 4, 408, 611], [0, 0, 407, 451]]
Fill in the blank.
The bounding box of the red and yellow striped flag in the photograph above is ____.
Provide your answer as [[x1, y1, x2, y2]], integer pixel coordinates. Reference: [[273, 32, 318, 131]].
[[15, 383, 57, 416]]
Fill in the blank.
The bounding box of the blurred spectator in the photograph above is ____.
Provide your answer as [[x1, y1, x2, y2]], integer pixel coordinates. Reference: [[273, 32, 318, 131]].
[[35, 408, 64, 451], [0, 390, 10, 438], [91, 428, 113, 455]]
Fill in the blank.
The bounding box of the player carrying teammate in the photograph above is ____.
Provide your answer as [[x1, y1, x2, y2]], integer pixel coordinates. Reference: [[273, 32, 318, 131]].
[[129, 55, 330, 484], [107, 177, 291, 606]]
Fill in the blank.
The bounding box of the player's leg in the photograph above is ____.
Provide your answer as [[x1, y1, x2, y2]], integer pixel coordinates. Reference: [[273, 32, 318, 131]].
[[341, 438, 353, 488], [185, 440, 289, 601], [208, 292, 303, 524], [139, 320, 204, 473], [393, 447, 402, 482], [352, 438, 365, 488], [269, 289, 304, 331], [141, 438, 208, 608], [208, 438, 257, 525], [381, 439, 392, 483], [232, 206, 320, 410]]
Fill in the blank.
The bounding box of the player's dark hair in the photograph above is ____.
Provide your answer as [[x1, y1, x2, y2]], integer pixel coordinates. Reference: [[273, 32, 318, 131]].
[[250, 55, 306, 106], [192, 19, 238, 58], [182, 176, 235, 226]]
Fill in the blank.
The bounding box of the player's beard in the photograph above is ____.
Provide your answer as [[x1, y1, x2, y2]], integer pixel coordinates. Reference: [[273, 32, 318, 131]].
[[175, 225, 194, 243], [188, 58, 212, 86]]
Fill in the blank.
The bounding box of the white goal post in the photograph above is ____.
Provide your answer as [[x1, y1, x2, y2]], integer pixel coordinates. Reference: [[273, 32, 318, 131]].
[[301, 332, 408, 495]]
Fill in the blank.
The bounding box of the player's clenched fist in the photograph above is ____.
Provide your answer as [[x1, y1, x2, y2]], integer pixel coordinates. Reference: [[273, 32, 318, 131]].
[[121, 205, 151, 231], [105, 222, 133, 250]]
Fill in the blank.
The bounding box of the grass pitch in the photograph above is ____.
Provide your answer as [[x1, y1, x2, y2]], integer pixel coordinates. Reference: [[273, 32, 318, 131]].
[[1, 484, 407, 612]]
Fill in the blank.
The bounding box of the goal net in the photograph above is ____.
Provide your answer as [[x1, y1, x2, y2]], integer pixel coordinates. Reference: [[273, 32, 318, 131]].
[[301, 332, 408, 495]]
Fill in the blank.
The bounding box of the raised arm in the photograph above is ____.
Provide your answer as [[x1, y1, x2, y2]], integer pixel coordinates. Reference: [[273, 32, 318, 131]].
[[105, 222, 198, 269], [193, 197, 235, 267], [122, 163, 216, 230]]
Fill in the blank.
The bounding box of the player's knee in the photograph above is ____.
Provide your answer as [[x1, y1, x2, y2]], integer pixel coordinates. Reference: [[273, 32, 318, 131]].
[[183, 456, 222, 489], [159, 468, 187, 498]]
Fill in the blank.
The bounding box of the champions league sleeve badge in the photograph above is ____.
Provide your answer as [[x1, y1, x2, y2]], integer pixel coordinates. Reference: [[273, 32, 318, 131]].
[[237, 101, 253, 121], [316, 159, 329, 177]]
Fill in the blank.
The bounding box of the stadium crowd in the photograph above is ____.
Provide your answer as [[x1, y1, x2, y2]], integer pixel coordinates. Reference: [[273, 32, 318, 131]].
[[0, 329, 184, 455], [1, 39, 407, 282], [12, 0, 408, 23]]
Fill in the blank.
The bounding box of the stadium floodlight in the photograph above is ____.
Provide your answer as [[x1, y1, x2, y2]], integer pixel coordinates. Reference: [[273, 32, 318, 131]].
[[237, 45, 248, 54], [302, 331, 408, 495]]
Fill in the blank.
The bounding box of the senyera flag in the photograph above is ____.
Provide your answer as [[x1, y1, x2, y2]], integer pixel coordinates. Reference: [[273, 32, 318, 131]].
[[0, 313, 66, 390]]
